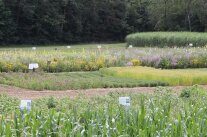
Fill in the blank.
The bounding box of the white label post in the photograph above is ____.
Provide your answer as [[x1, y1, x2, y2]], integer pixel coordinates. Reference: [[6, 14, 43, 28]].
[[29, 63, 39, 69], [119, 97, 130, 107], [20, 100, 32, 110], [29, 63, 39, 72], [32, 47, 36, 50]]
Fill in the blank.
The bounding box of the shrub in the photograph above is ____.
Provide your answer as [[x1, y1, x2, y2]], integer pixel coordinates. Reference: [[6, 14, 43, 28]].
[[180, 85, 206, 98], [158, 58, 171, 69], [47, 97, 57, 109], [131, 59, 141, 66]]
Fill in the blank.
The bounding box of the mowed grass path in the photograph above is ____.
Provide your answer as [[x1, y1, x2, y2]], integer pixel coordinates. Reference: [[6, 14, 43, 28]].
[[0, 43, 126, 51], [100, 67, 207, 86]]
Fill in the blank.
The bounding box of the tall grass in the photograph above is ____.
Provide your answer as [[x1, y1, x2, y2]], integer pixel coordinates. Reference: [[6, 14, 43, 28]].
[[126, 32, 207, 47], [100, 67, 207, 86]]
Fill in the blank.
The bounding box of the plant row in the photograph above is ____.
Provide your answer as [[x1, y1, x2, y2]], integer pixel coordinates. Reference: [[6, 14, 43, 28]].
[[0, 72, 167, 91], [2, 47, 207, 72], [126, 32, 207, 47], [126, 47, 207, 69], [0, 49, 124, 72]]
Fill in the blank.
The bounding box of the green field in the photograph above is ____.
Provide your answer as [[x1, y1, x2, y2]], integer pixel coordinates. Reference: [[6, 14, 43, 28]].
[[1, 0, 207, 135], [1, 86, 207, 136], [1, 42, 207, 136], [0, 43, 207, 89]]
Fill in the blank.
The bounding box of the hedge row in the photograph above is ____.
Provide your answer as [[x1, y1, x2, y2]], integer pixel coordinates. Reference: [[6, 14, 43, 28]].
[[126, 32, 207, 47]]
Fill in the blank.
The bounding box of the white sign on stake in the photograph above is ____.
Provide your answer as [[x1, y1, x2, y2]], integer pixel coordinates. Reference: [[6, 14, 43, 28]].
[[29, 63, 39, 70], [67, 46, 71, 49], [119, 97, 130, 106], [32, 47, 36, 50], [129, 45, 133, 48], [20, 100, 32, 110], [97, 45, 102, 49]]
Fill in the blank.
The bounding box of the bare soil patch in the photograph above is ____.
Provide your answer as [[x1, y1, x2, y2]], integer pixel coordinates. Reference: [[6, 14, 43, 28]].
[[0, 84, 207, 100]]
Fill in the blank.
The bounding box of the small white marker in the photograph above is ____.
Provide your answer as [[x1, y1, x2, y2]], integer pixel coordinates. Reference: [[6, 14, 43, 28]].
[[32, 47, 36, 50], [189, 43, 193, 47], [28, 63, 39, 70], [20, 100, 32, 110], [129, 45, 133, 48], [119, 97, 130, 106], [67, 46, 71, 49], [97, 45, 102, 49]]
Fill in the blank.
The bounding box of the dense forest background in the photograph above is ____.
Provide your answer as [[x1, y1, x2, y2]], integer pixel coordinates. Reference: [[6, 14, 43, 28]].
[[0, 0, 206, 44]]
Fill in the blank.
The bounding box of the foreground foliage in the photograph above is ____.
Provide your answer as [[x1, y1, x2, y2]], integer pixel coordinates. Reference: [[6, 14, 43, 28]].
[[0, 86, 207, 136], [100, 67, 207, 86]]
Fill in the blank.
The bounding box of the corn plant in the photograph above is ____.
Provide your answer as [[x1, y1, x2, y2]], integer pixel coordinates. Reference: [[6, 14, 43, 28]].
[[1, 87, 207, 136]]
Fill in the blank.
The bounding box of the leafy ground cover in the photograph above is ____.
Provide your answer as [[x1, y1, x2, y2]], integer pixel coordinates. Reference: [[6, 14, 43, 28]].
[[126, 32, 207, 47], [100, 67, 207, 86], [0, 86, 207, 136], [0, 72, 167, 90]]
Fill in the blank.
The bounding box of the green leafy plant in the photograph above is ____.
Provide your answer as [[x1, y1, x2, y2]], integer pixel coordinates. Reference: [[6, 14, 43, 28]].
[[47, 97, 57, 109], [180, 85, 206, 98]]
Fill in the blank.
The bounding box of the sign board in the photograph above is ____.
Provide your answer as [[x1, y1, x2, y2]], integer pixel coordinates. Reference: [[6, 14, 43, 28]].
[[29, 63, 39, 70], [189, 43, 193, 47], [129, 45, 133, 48], [20, 100, 32, 110], [32, 47, 36, 50], [119, 97, 130, 106], [97, 45, 102, 49]]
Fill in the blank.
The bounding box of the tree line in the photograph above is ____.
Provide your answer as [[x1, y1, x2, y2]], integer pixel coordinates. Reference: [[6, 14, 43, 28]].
[[0, 0, 206, 45]]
